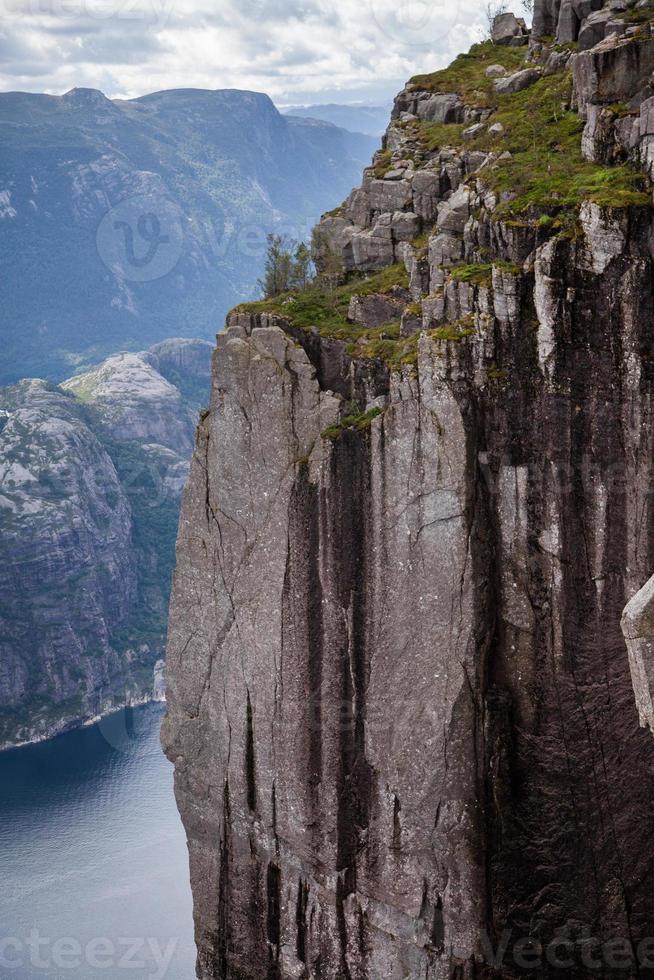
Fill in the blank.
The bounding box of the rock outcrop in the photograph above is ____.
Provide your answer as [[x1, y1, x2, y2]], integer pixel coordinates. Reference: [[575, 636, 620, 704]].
[[164, 3, 654, 977], [0, 339, 212, 747]]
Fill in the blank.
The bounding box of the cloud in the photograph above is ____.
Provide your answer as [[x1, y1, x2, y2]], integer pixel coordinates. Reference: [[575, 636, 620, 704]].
[[0, 0, 492, 104]]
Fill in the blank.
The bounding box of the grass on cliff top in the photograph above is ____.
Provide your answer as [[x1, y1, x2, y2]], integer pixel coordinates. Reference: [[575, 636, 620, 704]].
[[235, 264, 428, 370], [406, 55, 650, 217], [477, 71, 651, 214], [235, 263, 408, 342], [409, 41, 527, 108]]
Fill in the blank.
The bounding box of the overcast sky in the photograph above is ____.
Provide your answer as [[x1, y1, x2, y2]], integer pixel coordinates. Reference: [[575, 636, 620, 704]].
[[0, 0, 492, 105]]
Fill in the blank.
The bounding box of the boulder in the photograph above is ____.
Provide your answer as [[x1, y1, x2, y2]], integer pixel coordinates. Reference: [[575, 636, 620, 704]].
[[556, 0, 581, 43], [436, 185, 471, 234], [416, 92, 465, 124], [391, 210, 421, 242], [533, 0, 562, 37], [411, 170, 443, 222], [485, 63, 508, 77], [494, 67, 542, 94], [463, 123, 486, 140], [491, 11, 529, 44], [577, 7, 617, 49]]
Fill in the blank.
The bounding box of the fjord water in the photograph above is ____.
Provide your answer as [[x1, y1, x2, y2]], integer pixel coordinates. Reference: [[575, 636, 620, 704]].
[[0, 703, 195, 980]]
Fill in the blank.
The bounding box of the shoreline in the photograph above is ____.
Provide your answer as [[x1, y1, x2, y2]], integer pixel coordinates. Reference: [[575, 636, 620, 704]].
[[0, 692, 167, 754]]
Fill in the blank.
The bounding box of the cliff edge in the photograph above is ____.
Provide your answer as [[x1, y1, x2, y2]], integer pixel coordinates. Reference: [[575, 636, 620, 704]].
[[163, 3, 654, 976]]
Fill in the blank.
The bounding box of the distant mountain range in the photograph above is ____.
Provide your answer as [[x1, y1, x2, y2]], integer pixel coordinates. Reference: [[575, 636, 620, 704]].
[[281, 102, 390, 137], [0, 87, 377, 384], [0, 338, 212, 747]]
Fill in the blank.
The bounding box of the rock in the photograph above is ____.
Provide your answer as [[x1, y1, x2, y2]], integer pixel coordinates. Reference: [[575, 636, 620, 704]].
[[494, 67, 542, 94], [390, 209, 421, 241], [491, 11, 529, 44], [579, 199, 626, 272], [622, 574, 654, 732], [577, 6, 617, 48], [557, 0, 581, 43], [572, 33, 654, 115], [485, 63, 508, 77], [463, 123, 486, 140], [533, 0, 564, 36], [348, 290, 408, 328], [164, 19, 654, 977], [436, 185, 471, 234], [400, 307, 422, 336], [382, 168, 406, 180], [411, 170, 442, 222], [163, 320, 485, 979], [488, 121, 505, 136], [416, 92, 465, 124], [0, 340, 212, 748], [368, 177, 413, 214]]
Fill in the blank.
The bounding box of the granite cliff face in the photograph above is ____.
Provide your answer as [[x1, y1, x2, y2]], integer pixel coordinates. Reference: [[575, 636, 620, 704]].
[[0, 338, 211, 747], [163, 4, 654, 976]]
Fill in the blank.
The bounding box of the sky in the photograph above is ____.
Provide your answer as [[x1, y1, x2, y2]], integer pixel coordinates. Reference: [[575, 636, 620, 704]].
[[0, 0, 494, 105]]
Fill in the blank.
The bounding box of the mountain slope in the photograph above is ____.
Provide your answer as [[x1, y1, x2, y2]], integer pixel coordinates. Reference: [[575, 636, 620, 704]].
[[0, 338, 211, 748], [0, 87, 376, 384], [282, 102, 390, 137]]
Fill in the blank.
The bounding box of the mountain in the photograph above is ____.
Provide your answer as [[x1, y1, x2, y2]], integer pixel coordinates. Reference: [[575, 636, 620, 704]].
[[0, 87, 377, 385], [281, 102, 390, 137], [0, 338, 211, 748], [163, 3, 654, 977]]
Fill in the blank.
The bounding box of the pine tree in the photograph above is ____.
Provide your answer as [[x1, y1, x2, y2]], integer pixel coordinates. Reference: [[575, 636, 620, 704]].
[[259, 234, 294, 298], [291, 242, 312, 291]]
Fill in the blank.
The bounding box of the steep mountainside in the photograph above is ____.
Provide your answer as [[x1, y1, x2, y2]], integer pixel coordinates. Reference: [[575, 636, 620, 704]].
[[282, 103, 390, 137], [163, 3, 654, 978], [0, 87, 376, 384], [0, 339, 211, 748]]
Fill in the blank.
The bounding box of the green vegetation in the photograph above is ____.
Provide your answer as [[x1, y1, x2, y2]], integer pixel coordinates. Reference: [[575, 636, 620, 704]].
[[409, 41, 527, 107], [374, 148, 393, 177], [321, 407, 383, 440], [486, 362, 509, 382], [236, 263, 408, 341], [407, 50, 650, 220], [259, 234, 313, 298], [428, 316, 475, 342], [474, 72, 651, 215], [450, 263, 493, 286]]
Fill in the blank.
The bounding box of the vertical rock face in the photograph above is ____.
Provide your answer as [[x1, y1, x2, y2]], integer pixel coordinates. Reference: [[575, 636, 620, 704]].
[[164, 4, 654, 977]]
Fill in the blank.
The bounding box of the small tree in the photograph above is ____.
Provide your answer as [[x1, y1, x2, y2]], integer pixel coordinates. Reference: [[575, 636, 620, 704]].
[[259, 234, 295, 298], [290, 242, 313, 291]]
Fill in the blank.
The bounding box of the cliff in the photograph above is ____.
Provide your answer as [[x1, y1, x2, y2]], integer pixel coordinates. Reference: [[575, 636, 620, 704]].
[[0, 339, 211, 748], [163, 4, 654, 977]]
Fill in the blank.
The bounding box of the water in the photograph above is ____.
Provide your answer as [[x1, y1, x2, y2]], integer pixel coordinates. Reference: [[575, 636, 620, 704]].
[[0, 702, 196, 980]]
